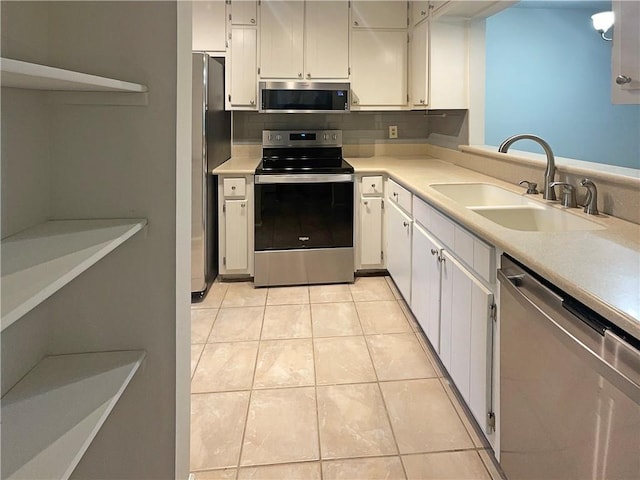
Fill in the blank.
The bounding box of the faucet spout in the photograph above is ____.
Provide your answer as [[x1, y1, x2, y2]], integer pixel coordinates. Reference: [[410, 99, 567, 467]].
[[498, 134, 557, 201]]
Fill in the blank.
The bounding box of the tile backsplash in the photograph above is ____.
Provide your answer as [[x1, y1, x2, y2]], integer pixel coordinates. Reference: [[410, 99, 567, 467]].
[[233, 110, 468, 148]]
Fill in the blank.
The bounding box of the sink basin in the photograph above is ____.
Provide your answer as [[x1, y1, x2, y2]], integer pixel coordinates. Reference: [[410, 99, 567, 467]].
[[431, 183, 534, 207], [470, 206, 605, 232]]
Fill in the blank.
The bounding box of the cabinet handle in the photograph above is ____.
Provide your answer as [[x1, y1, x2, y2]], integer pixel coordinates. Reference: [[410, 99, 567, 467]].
[[363, 201, 369, 205], [403, 221, 409, 227], [250, 99, 255, 105], [298, 72, 302, 78], [354, 20, 359, 26], [430, 249, 438, 256], [241, 203, 246, 208], [306, 73, 311, 79], [616, 75, 632, 85], [250, 18, 256, 24], [420, 99, 425, 104], [353, 99, 358, 104], [231, 185, 236, 190], [421, 10, 427, 15], [371, 184, 376, 188], [393, 192, 398, 197]]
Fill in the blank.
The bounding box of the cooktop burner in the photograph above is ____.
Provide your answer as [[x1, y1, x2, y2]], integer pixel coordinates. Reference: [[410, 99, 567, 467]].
[[256, 130, 353, 175]]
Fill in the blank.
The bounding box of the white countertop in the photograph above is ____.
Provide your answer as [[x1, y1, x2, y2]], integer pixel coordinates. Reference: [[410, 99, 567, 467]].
[[213, 154, 640, 339]]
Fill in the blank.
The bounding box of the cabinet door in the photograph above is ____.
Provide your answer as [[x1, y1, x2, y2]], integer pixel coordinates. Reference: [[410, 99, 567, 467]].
[[410, 19, 428, 107], [352, 1, 407, 29], [429, 19, 467, 109], [612, 1, 640, 104], [192, 1, 227, 52], [440, 251, 493, 430], [360, 196, 383, 266], [305, 1, 349, 79], [259, 1, 304, 78], [224, 199, 248, 270], [411, 223, 442, 352], [231, 0, 257, 25], [351, 30, 408, 107], [229, 27, 257, 108], [385, 200, 412, 301], [411, 1, 429, 26]]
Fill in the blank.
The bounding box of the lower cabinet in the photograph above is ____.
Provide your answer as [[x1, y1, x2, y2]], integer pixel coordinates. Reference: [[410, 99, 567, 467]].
[[359, 196, 384, 266], [440, 250, 494, 432], [385, 200, 413, 300], [223, 199, 248, 270], [410, 222, 443, 353]]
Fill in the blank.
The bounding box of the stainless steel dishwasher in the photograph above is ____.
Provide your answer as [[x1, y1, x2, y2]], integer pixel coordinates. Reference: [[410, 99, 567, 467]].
[[498, 255, 640, 480]]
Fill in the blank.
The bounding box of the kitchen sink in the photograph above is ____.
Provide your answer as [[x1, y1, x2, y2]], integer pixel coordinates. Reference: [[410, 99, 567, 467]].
[[430, 183, 535, 207], [470, 205, 605, 232]]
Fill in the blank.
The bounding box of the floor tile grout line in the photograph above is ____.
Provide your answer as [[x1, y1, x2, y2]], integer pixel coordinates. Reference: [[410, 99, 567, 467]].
[[309, 297, 324, 480], [233, 302, 266, 479]]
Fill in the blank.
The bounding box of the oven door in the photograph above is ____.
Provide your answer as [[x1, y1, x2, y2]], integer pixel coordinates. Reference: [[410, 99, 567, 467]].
[[255, 174, 354, 251], [254, 174, 354, 286]]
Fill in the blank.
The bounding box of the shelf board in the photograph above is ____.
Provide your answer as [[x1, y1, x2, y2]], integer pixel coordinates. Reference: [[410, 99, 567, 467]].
[[1, 219, 147, 331], [1, 58, 148, 92], [1, 350, 145, 480]]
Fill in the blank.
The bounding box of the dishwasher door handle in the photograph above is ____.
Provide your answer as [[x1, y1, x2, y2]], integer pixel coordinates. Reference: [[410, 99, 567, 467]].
[[498, 269, 640, 403]]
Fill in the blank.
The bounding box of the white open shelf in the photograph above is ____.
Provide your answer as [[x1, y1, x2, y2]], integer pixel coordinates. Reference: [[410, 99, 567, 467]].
[[1, 350, 146, 480], [1, 219, 147, 331], [0, 58, 148, 92]]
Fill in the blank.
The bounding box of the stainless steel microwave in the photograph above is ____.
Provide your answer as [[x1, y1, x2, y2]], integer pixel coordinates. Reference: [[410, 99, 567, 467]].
[[259, 81, 350, 113]]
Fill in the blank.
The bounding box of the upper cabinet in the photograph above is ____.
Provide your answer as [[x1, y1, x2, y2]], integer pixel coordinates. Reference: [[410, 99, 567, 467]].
[[193, 1, 227, 52], [410, 19, 468, 109], [305, 1, 350, 79], [350, 1, 408, 108], [231, 0, 258, 25], [352, 1, 408, 29], [259, 1, 349, 80], [351, 29, 408, 107], [612, 0, 640, 104], [259, 1, 304, 78], [228, 26, 258, 109]]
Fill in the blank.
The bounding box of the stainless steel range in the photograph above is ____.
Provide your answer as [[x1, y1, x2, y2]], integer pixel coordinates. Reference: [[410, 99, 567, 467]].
[[254, 130, 354, 287]]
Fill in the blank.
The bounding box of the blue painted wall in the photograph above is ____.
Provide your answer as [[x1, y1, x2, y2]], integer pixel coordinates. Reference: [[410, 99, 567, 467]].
[[485, 6, 640, 169]]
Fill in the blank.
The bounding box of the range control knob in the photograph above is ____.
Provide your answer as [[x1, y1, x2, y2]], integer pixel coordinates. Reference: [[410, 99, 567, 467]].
[[332, 134, 337, 140], [323, 134, 328, 140], [275, 134, 282, 141]]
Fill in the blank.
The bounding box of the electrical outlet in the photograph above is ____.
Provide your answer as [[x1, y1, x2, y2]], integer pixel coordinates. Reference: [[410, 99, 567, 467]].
[[389, 125, 398, 139]]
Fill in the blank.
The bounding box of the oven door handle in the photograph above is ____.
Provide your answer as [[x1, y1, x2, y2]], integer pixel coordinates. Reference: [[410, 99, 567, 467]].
[[255, 174, 354, 184]]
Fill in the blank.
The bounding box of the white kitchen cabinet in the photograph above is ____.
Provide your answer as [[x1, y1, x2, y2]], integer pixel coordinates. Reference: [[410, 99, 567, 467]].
[[410, 18, 468, 109], [411, 222, 443, 353], [259, 0, 349, 80], [385, 200, 413, 301], [231, 0, 258, 25], [304, 1, 349, 79], [224, 199, 249, 271], [612, 0, 640, 104], [440, 250, 493, 433], [359, 197, 384, 267], [192, 1, 227, 52], [352, 1, 408, 29], [228, 26, 258, 108], [351, 29, 408, 107], [259, 1, 305, 79]]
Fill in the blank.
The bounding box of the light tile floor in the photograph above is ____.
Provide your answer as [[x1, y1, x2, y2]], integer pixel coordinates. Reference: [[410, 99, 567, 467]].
[[191, 276, 504, 480]]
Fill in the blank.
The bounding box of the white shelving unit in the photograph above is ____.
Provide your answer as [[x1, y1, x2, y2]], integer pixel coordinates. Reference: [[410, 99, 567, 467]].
[[0, 58, 148, 92], [1, 219, 147, 331], [1, 350, 146, 480]]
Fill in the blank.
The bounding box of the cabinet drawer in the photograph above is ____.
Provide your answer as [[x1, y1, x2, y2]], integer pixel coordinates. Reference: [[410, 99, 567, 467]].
[[413, 196, 453, 248], [223, 177, 246, 198], [387, 178, 412, 214], [361, 175, 383, 196]]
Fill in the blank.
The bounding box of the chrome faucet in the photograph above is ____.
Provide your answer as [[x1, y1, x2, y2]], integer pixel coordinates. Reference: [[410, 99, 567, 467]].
[[580, 178, 599, 215], [498, 134, 557, 201]]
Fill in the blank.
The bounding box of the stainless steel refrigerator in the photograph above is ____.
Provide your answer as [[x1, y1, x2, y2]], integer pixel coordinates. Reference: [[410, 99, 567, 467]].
[[192, 53, 231, 300]]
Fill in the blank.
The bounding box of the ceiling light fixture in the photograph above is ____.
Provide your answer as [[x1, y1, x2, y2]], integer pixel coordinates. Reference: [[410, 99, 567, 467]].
[[591, 11, 614, 41]]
